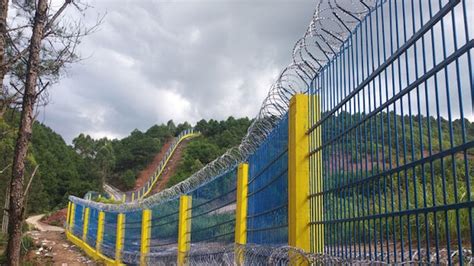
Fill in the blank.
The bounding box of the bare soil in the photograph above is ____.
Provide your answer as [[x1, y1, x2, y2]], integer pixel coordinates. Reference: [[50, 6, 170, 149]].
[[25, 230, 100, 266], [41, 208, 67, 227], [133, 138, 173, 190], [25, 215, 100, 266], [149, 138, 191, 194]]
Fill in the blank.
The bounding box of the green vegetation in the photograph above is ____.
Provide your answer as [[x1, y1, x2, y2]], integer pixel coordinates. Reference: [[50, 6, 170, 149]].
[[94, 196, 122, 204], [0, 110, 101, 220], [321, 111, 474, 249], [0, 111, 251, 223], [72, 120, 192, 190], [167, 117, 252, 187]]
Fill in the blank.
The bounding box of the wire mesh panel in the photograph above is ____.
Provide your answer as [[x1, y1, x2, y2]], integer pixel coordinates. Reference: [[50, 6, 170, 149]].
[[309, 0, 474, 264], [123, 210, 143, 263], [72, 203, 84, 238], [101, 212, 118, 259], [148, 197, 180, 262], [247, 114, 289, 245], [188, 167, 237, 247], [86, 207, 99, 248]]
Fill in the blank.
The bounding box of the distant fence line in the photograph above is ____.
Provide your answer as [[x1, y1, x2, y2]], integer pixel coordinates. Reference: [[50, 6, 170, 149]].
[[101, 129, 200, 202], [66, 0, 473, 265]]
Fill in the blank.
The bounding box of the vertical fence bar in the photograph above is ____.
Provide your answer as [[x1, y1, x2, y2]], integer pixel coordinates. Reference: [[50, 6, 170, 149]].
[[82, 207, 90, 241], [288, 94, 311, 252], [309, 93, 324, 254], [96, 211, 105, 252], [69, 203, 76, 232], [235, 163, 249, 264], [177, 195, 192, 266], [115, 213, 125, 263], [66, 201, 72, 229], [140, 209, 152, 266]]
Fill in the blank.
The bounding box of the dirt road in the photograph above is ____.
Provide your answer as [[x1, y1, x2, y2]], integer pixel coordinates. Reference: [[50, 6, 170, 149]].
[[25, 214, 99, 265]]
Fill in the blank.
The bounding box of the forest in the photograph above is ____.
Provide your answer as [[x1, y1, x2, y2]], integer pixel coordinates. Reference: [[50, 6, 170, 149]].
[[0, 110, 252, 221]]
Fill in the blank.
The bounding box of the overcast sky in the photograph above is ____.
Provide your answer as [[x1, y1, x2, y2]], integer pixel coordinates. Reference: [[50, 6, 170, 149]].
[[40, 0, 314, 143]]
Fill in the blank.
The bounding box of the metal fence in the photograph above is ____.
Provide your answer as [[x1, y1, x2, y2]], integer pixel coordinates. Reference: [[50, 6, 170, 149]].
[[66, 0, 474, 265], [247, 114, 288, 245], [308, 0, 474, 264]]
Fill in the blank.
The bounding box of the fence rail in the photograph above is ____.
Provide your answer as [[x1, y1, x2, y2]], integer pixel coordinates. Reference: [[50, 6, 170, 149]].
[[66, 0, 473, 265]]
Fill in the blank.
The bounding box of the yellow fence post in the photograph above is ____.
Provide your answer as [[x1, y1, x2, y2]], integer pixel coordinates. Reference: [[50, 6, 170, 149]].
[[82, 207, 90, 241], [288, 94, 311, 253], [234, 163, 248, 265], [69, 203, 76, 233], [177, 195, 192, 266], [96, 211, 105, 252], [132, 192, 135, 202], [122, 194, 126, 203], [66, 201, 72, 229], [115, 213, 125, 263], [140, 209, 152, 266]]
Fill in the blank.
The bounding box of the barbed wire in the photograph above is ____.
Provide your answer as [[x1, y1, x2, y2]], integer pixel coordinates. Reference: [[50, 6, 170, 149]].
[[70, 0, 378, 213]]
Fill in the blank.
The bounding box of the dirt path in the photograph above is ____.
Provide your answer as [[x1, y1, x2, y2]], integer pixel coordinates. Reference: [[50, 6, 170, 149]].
[[26, 214, 64, 232], [150, 138, 191, 194], [133, 138, 173, 190], [25, 215, 99, 265]]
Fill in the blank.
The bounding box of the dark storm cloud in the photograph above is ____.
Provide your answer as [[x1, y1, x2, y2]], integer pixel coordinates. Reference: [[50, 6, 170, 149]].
[[44, 0, 315, 143]]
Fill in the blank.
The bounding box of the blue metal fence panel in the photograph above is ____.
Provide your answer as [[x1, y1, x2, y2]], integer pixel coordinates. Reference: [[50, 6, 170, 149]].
[[122, 210, 142, 263], [308, 0, 474, 264], [148, 197, 180, 258], [86, 207, 99, 248], [247, 114, 289, 245], [101, 212, 118, 259], [188, 167, 237, 245], [73, 203, 84, 238]]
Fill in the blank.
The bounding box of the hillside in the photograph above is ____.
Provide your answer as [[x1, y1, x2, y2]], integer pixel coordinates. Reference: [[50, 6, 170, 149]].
[[0, 110, 101, 220], [167, 117, 252, 187], [71, 117, 252, 194], [3, 109, 470, 216]]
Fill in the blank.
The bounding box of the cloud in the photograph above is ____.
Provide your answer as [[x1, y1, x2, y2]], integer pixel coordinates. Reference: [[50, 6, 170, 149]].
[[43, 0, 314, 143]]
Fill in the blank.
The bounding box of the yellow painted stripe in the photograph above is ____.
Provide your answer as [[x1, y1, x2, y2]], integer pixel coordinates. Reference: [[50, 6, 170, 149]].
[[177, 195, 192, 266], [82, 207, 90, 241], [96, 211, 105, 251], [288, 94, 311, 252], [235, 163, 248, 245], [115, 213, 125, 263], [66, 230, 123, 266], [140, 209, 152, 266], [235, 163, 248, 265], [66, 202, 72, 227], [70, 203, 76, 232]]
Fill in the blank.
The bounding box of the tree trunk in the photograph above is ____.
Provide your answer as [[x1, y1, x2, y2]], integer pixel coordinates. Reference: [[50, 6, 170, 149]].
[[6, 0, 48, 265], [2, 185, 9, 234], [0, 0, 9, 118]]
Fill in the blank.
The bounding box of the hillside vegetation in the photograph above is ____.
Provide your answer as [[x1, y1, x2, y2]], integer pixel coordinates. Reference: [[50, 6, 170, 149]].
[[72, 117, 252, 190], [167, 117, 252, 187], [0, 110, 101, 219], [0, 111, 251, 218]]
